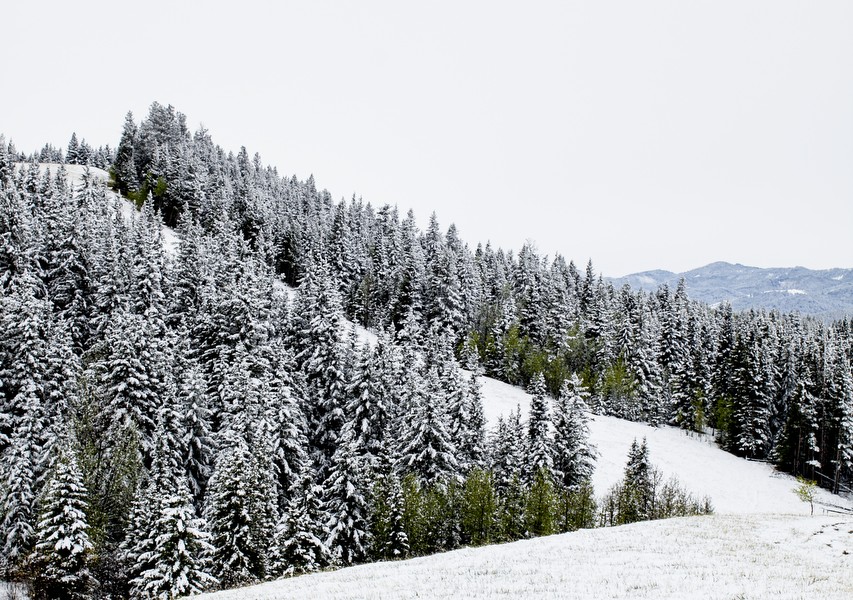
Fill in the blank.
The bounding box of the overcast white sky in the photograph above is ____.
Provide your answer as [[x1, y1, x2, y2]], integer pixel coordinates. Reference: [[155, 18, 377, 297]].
[[4, 1, 852, 277]]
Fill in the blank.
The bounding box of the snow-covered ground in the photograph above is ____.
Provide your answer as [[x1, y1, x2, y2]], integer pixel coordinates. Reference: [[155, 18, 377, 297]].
[[199, 513, 853, 600]]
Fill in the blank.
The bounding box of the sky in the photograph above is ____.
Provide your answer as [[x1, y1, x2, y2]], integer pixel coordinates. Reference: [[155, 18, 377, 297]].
[[3, 1, 852, 277]]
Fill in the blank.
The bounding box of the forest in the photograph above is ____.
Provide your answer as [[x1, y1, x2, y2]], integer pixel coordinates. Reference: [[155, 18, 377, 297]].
[[0, 102, 850, 598]]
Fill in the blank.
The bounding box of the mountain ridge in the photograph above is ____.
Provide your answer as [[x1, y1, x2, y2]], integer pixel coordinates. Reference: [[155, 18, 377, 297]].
[[609, 261, 853, 318]]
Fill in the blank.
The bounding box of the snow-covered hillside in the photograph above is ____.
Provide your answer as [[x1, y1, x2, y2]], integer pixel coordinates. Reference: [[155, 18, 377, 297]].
[[475, 377, 848, 515], [32, 161, 852, 599], [14, 162, 180, 252], [198, 513, 853, 600]]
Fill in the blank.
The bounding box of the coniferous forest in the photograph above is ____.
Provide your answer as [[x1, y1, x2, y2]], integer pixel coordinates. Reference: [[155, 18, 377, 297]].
[[1, 102, 851, 598]]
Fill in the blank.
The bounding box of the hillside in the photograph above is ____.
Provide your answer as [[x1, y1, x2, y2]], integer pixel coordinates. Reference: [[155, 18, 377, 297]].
[[477, 375, 848, 514], [4, 113, 853, 600], [198, 513, 853, 600], [609, 261, 853, 318]]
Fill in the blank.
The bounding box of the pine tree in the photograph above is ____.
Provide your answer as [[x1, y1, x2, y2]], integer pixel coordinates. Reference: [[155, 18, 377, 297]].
[[397, 366, 459, 485], [180, 364, 214, 507], [66, 133, 80, 165], [205, 441, 264, 588], [324, 440, 369, 566], [368, 469, 410, 561], [29, 448, 94, 600], [619, 438, 653, 523], [0, 411, 39, 575], [345, 342, 390, 473], [133, 478, 215, 599], [526, 373, 553, 481], [524, 467, 557, 537], [553, 374, 597, 489], [460, 468, 497, 546], [269, 464, 329, 577]]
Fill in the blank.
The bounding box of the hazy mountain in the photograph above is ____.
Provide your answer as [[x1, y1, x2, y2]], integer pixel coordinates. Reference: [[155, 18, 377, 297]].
[[610, 262, 853, 318]]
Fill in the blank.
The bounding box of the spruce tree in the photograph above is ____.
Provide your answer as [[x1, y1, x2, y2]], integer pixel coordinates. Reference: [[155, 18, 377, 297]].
[[29, 448, 94, 600], [133, 478, 215, 598], [205, 440, 264, 588], [269, 464, 329, 577], [526, 373, 553, 481], [397, 366, 459, 485], [324, 440, 369, 566], [553, 374, 597, 489]]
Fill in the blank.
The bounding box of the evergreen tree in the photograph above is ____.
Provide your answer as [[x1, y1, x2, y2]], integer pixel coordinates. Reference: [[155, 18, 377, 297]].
[[524, 467, 557, 537], [368, 470, 410, 561], [526, 373, 553, 481], [324, 440, 369, 566], [133, 478, 214, 598], [460, 468, 498, 546], [269, 464, 329, 577], [205, 440, 266, 588], [619, 438, 653, 523], [29, 448, 94, 600], [553, 374, 597, 489], [397, 366, 459, 485]]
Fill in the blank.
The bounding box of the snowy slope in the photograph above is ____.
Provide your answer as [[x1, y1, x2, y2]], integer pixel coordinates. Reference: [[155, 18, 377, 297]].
[[28, 162, 853, 599], [271, 278, 849, 516], [15, 162, 180, 252], [198, 513, 853, 600], [474, 377, 848, 515]]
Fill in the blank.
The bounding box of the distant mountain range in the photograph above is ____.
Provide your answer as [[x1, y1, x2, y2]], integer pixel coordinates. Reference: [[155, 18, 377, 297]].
[[609, 262, 853, 319]]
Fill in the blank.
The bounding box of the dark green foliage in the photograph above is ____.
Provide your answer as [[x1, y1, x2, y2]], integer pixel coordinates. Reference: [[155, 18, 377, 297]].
[[460, 468, 498, 546], [555, 481, 597, 532], [524, 468, 557, 537]]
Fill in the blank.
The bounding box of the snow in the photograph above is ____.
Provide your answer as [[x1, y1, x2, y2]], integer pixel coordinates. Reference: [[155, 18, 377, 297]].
[[274, 280, 851, 517], [226, 207, 851, 598], [272, 281, 378, 348], [832, 274, 844, 281], [0, 581, 28, 599], [786, 289, 806, 295], [469, 374, 848, 515], [14, 162, 180, 253], [198, 513, 853, 599]]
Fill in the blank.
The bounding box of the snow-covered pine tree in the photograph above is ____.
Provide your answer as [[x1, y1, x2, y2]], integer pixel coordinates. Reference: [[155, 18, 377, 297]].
[[397, 365, 459, 485], [0, 420, 38, 575], [324, 438, 369, 566], [291, 263, 348, 475], [269, 463, 329, 577], [553, 374, 597, 489], [29, 447, 94, 600], [205, 440, 266, 588], [619, 437, 653, 523], [133, 477, 215, 599], [526, 373, 553, 481], [345, 342, 390, 474], [66, 133, 80, 165], [179, 363, 214, 508], [461, 373, 487, 470], [489, 405, 525, 496]]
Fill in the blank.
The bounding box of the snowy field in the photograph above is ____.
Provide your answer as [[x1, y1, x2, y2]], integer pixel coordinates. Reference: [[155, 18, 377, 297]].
[[199, 513, 853, 600]]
